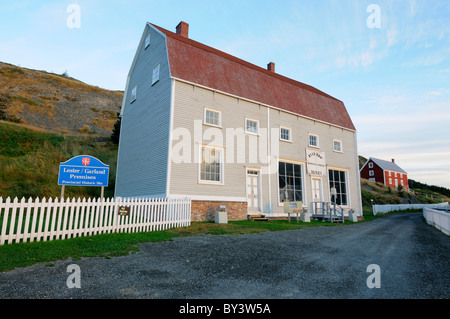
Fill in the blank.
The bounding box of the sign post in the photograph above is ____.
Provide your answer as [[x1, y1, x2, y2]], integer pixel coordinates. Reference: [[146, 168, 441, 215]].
[[58, 155, 110, 198]]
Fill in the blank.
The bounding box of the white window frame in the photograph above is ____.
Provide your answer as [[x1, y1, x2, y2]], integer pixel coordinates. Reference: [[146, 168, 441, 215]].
[[277, 159, 305, 206], [198, 146, 224, 185], [203, 108, 221, 127], [280, 126, 292, 142], [130, 85, 137, 103], [245, 118, 259, 135], [369, 162, 373, 168], [369, 170, 374, 176], [308, 133, 319, 148], [333, 139, 343, 153], [144, 34, 151, 49], [152, 64, 160, 85]]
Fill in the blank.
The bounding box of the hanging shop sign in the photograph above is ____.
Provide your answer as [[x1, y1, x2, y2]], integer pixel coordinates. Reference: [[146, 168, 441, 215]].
[[306, 149, 326, 176]]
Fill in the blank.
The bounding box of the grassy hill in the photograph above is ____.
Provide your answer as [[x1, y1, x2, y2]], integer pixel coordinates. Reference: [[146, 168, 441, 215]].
[[0, 62, 123, 136], [0, 121, 117, 199]]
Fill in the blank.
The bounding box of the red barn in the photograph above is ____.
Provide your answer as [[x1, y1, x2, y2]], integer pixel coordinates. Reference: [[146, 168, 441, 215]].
[[360, 158, 408, 191]]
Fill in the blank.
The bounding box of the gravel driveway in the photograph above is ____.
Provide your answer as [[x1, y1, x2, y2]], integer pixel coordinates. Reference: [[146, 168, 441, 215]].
[[0, 213, 449, 300]]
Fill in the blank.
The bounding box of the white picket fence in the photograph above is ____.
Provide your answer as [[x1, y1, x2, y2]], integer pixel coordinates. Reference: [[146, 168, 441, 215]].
[[0, 196, 191, 245]]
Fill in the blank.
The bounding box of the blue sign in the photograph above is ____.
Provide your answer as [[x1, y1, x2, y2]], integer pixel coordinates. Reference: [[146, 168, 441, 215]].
[[58, 155, 109, 187]]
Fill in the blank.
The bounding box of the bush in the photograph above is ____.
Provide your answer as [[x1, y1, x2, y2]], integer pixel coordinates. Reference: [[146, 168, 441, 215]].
[[111, 113, 121, 145]]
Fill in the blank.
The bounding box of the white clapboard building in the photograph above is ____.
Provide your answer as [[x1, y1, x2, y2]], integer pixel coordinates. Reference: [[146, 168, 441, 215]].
[[115, 21, 362, 221]]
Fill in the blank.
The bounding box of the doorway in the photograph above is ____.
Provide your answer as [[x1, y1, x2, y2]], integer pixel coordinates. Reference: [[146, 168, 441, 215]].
[[246, 170, 261, 212]]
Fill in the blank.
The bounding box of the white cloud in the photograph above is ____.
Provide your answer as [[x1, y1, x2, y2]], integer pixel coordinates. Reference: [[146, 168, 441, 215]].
[[428, 88, 450, 96], [387, 28, 398, 47]]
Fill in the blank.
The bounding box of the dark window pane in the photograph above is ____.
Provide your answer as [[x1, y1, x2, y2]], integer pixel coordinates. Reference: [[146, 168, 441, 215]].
[[279, 162, 285, 175], [294, 164, 301, 177], [286, 163, 293, 176]]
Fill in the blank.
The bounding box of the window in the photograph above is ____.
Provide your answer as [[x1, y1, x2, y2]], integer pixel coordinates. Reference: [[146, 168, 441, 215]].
[[200, 147, 223, 183], [369, 178, 375, 182], [280, 127, 291, 141], [333, 140, 343, 152], [369, 170, 374, 176], [308, 134, 319, 147], [144, 34, 151, 49], [329, 169, 348, 206], [278, 162, 303, 203], [204, 108, 221, 127], [152, 64, 160, 85], [130, 85, 137, 103], [369, 162, 373, 168], [245, 118, 259, 134]]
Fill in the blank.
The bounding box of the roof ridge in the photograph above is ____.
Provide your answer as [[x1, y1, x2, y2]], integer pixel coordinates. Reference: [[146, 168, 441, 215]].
[[150, 23, 341, 102], [370, 157, 407, 173]]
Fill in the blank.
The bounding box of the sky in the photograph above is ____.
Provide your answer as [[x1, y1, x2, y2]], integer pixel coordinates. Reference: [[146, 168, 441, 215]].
[[1, 0, 449, 189]]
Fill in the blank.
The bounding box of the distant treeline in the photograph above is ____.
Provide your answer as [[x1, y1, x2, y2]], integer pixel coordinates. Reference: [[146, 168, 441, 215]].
[[408, 179, 450, 197]]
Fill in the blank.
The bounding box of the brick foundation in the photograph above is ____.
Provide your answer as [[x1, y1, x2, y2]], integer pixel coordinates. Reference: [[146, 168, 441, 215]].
[[191, 200, 248, 221]]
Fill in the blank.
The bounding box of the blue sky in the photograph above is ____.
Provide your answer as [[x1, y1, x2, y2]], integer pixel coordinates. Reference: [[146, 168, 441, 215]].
[[1, 0, 449, 189]]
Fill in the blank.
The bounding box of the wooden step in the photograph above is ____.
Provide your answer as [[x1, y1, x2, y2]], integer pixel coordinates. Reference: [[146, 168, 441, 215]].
[[248, 214, 268, 221]]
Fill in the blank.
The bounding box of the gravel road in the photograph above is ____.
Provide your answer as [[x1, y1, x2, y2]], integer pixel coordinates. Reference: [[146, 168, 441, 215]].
[[0, 213, 449, 300]]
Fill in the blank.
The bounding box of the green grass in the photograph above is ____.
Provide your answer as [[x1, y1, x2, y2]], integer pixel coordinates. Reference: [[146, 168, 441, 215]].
[[0, 231, 175, 272], [0, 121, 63, 157]]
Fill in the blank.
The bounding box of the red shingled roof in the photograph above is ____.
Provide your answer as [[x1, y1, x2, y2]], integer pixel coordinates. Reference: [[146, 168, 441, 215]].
[[151, 23, 356, 131]]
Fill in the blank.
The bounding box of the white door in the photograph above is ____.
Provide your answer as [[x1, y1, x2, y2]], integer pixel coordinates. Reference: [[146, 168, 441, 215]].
[[311, 177, 323, 214], [247, 170, 260, 212], [312, 177, 323, 202]]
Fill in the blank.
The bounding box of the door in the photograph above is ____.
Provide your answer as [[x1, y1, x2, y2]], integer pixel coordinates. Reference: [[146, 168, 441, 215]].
[[312, 177, 323, 202], [247, 170, 260, 212], [311, 177, 323, 214]]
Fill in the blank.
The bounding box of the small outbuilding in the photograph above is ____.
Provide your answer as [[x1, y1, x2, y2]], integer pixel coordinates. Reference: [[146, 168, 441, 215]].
[[360, 157, 408, 191]]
